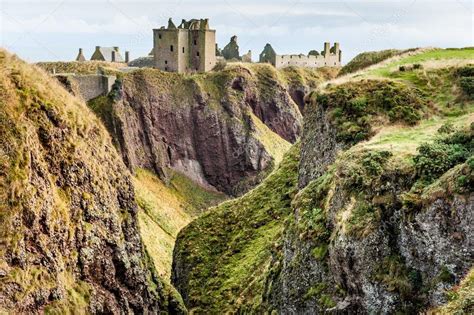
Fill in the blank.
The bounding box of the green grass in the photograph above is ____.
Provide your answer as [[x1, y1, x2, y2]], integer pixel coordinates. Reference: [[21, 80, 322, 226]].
[[340, 49, 407, 75], [173, 143, 300, 313], [434, 268, 474, 314], [368, 48, 474, 77]]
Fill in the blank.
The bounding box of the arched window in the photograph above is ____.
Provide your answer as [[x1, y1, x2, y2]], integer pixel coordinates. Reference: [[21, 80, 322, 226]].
[[170, 45, 174, 52]]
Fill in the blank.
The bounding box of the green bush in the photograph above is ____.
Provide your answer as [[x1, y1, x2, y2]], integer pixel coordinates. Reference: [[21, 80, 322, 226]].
[[456, 65, 474, 77], [437, 122, 455, 134], [414, 143, 468, 182], [414, 128, 472, 182], [318, 80, 425, 145], [459, 77, 474, 97]]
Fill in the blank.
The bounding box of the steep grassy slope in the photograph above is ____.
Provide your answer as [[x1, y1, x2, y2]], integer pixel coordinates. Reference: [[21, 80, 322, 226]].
[[172, 143, 300, 313], [339, 48, 410, 75], [434, 268, 473, 314], [135, 168, 226, 281], [0, 50, 185, 313], [173, 48, 473, 314]]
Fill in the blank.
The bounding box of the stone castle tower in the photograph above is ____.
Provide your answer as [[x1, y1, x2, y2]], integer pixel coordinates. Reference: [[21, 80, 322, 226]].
[[153, 18, 216, 73]]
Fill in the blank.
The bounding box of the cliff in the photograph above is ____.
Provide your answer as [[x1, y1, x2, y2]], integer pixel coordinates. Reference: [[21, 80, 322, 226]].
[[0, 50, 185, 313], [87, 63, 334, 196], [172, 48, 474, 313]]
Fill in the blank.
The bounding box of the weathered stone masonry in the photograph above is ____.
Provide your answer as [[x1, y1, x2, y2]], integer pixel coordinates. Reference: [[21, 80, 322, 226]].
[[153, 18, 216, 73], [260, 42, 342, 69]]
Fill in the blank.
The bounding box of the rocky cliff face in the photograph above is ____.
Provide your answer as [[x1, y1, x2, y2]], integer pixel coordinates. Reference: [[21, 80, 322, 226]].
[[265, 65, 474, 313], [89, 64, 331, 195], [0, 50, 184, 314]]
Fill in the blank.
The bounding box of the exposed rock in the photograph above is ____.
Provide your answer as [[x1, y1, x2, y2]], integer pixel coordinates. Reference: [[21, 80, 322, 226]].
[[90, 64, 331, 195]]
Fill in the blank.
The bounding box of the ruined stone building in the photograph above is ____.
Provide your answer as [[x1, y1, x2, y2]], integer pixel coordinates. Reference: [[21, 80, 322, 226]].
[[220, 35, 252, 62], [87, 46, 129, 63], [153, 18, 216, 73], [259, 42, 341, 69]]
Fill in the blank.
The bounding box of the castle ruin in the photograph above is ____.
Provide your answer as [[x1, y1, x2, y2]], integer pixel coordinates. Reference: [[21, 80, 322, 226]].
[[153, 18, 216, 73], [259, 42, 341, 69]]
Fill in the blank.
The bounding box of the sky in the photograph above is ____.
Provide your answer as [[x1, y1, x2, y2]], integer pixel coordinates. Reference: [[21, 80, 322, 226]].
[[0, 0, 473, 64]]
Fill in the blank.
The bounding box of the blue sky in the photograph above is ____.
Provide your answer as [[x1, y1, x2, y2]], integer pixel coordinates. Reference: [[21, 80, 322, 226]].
[[1, 0, 472, 64]]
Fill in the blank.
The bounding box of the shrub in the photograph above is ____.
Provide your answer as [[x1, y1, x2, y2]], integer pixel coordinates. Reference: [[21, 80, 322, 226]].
[[437, 122, 455, 134], [414, 142, 468, 182], [319, 80, 425, 145], [456, 65, 474, 77], [459, 77, 474, 97], [414, 128, 472, 182]]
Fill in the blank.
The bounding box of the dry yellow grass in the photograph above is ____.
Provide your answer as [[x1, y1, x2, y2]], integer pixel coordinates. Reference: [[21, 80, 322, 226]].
[[134, 168, 226, 281], [250, 112, 291, 165]]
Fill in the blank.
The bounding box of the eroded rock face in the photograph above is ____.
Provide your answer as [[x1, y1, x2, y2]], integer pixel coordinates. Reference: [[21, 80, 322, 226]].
[[0, 50, 184, 314], [265, 87, 473, 314], [104, 66, 304, 195]]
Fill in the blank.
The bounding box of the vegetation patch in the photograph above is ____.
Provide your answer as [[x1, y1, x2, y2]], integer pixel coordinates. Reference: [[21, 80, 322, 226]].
[[434, 268, 474, 314], [339, 49, 408, 75], [313, 80, 427, 145], [413, 125, 473, 183]]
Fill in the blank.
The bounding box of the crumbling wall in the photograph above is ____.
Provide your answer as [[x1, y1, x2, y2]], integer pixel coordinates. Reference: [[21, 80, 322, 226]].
[[56, 74, 116, 101]]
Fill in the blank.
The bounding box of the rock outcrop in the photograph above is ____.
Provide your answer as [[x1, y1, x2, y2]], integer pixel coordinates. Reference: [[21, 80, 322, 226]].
[[0, 50, 184, 314], [90, 64, 331, 195]]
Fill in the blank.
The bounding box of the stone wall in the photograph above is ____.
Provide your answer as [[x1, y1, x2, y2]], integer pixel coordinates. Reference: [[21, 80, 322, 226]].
[[274, 53, 340, 68], [260, 42, 342, 69], [154, 29, 183, 72], [56, 74, 116, 101]]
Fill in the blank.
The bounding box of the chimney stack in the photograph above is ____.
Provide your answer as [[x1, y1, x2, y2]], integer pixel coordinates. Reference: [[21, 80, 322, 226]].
[[324, 42, 330, 56], [125, 51, 130, 63], [111, 50, 116, 62]]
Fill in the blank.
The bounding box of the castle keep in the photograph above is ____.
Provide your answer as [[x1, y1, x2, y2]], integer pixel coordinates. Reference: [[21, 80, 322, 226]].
[[153, 18, 216, 73], [259, 42, 341, 69]]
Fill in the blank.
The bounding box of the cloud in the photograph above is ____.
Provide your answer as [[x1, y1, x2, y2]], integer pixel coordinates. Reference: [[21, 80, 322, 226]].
[[2, 14, 156, 35]]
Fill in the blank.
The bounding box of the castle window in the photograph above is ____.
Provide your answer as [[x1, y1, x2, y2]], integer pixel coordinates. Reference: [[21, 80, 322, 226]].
[[165, 60, 168, 64], [165, 67, 168, 71], [197, 52, 200, 57], [194, 40, 197, 45], [158, 34, 162, 39], [170, 45, 174, 52], [182, 47, 185, 53]]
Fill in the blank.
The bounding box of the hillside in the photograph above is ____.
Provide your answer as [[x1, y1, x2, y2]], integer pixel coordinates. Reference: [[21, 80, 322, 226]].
[[173, 143, 300, 313], [0, 50, 185, 313], [172, 48, 474, 313]]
